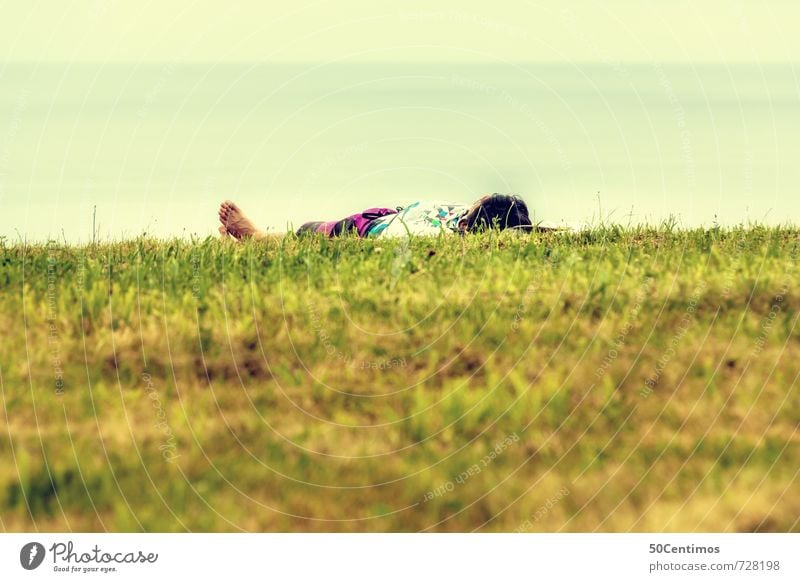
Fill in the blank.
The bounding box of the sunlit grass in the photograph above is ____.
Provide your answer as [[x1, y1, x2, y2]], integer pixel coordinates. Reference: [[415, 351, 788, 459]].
[[1, 226, 798, 531]]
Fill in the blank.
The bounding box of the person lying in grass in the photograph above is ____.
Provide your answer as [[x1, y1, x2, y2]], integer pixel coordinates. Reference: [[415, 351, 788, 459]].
[[218, 194, 535, 240]]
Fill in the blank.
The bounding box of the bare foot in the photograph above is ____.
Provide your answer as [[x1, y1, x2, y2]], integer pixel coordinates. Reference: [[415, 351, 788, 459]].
[[218, 200, 267, 240]]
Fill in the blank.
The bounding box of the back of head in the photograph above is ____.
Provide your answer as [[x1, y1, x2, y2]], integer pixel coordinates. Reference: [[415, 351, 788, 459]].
[[466, 194, 532, 233]]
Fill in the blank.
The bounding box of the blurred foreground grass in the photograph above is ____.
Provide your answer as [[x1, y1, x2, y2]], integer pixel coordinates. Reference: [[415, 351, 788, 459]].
[[0, 226, 798, 532]]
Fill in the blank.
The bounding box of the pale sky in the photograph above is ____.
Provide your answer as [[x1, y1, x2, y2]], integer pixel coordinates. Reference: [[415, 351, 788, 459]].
[[2, 0, 799, 64], [2, 1, 799, 241]]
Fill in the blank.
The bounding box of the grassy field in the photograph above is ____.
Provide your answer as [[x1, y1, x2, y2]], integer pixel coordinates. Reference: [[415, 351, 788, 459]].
[[1, 226, 798, 532]]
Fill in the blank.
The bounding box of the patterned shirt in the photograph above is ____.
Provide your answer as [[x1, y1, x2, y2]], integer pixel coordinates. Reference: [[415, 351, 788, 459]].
[[367, 201, 471, 238]]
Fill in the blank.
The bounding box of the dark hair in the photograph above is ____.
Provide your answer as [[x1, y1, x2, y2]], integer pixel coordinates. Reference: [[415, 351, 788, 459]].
[[465, 194, 532, 233]]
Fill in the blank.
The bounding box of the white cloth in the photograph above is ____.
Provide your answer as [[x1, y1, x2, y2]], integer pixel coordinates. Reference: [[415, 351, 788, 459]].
[[367, 201, 470, 238]]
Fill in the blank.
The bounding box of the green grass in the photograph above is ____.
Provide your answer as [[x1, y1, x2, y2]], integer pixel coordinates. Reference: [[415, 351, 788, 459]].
[[1, 226, 798, 532]]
